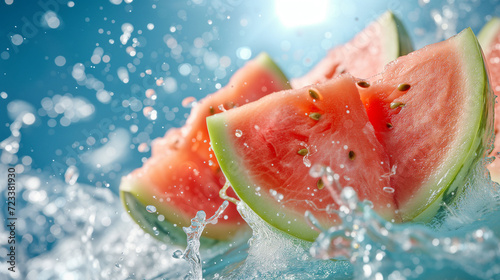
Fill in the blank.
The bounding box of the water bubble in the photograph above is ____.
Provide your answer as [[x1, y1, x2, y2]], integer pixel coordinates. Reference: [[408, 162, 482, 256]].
[[146, 205, 156, 213], [235, 129, 242, 137], [218, 104, 226, 112]]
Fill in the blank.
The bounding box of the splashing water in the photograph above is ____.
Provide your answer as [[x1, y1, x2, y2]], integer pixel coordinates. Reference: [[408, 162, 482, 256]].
[[307, 162, 500, 279], [173, 201, 229, 280]]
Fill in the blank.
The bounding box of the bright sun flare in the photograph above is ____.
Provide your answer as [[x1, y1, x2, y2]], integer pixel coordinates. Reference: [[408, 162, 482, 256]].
[[275, 0, 329, 28]]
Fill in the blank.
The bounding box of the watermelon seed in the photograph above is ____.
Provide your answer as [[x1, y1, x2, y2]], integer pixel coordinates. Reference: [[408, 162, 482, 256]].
[[298, 148, 309, 156], [389, 101, 405, 109], [348, 151, 356, 160], [397, 83, 411, 91], [309, 88, 321, 100], [357, 81, 370, 88], [386, 122, 393, 128], [309, 112, 321, 121], [209, 106, 215, 115], [317, 178, 325, 190]]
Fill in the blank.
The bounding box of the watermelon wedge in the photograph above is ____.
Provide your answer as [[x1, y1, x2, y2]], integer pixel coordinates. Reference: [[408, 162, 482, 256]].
[[478, 17, 500, 182], [120, 53, 290, 242], [207, 28, 492, 241], [207, 74, 398, 242], [291, 11, 413, 89], [359, 28, 493, 222]]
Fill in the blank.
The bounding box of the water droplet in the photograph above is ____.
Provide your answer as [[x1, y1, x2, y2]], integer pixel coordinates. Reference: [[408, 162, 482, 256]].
[[383, 187, 395, 193], [218, 104, 226, 112], [64, 166, 79, 185], [145, 88, 156, 98], [235, 129, 242, 137], [309, 164, 325, 178], [182, 96, 197, 108], [146, 205, 156, 213], [138, 143, 149, 153], [173, 250, 183, 259]]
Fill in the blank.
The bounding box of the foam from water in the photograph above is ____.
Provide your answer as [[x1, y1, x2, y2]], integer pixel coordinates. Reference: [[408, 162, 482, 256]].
[[308, 161, 500, 280]]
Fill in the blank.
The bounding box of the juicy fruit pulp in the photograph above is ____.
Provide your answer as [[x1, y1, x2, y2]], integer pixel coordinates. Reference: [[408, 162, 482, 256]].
[[478, 17, 500, 182], [207, 28, 493, 241], [291, 11, 413, 89], [208, 75, 399, 242], [359, 28, 493, 222], [120, 53, 290, 242]]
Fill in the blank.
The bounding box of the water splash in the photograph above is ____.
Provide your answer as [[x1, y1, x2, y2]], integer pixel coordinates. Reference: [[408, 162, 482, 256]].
[[308, 163, 500, 279], [173, 200, 229, 280]]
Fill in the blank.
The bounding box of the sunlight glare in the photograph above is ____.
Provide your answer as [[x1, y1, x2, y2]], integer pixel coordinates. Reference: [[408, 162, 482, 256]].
[[275, 0, 328, 28]]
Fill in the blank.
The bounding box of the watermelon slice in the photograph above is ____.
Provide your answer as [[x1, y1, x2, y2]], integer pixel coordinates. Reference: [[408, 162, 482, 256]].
[[358, 28, 493, 222], [207, 28, 492, 241], [207, 74, 398, 241], [291, 11, 413, 89], [120, 53, 290, 242], [478, 17, 500, 182]]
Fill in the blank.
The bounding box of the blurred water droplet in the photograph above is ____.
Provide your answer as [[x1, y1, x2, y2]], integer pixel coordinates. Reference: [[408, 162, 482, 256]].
[[309, 164, 325, 178], [182, 96, 197, 108], [235, 129, 242, 137], [218, 104, 226, 112], [146, 205, 156, 213], [145, 88, 156, 99], [64, 166, 79, 185], [138, 143, 149, 153]]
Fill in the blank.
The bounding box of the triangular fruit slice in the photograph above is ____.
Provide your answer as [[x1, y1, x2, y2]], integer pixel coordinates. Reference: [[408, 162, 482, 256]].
[[207, 74, 398, 242], [478, 17, 500, 182], [120, 53, 291, 242], [359, 28, 493, 222], [291, 11, 412, 88]]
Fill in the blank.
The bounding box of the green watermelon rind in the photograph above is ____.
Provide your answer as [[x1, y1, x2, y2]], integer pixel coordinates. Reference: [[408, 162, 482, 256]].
[[477, 17, 500, 54], [379, 11, 413, 66], [392, 12, 413, 60], [120, 182, 196, 245], [207, 113, 320, 242], [402, 28, 494, 222], [255, 52, 291, 90], [119, 53, 290, 243]]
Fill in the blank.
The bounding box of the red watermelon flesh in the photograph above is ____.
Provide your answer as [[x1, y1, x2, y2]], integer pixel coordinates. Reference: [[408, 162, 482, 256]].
[[478, 17, 500, 182], [359, 28, 493, 222], [120, 53, 291, 241], [291, 11, 412, 89], [207, 28, 492, 241], [207, 74, 398, 242]]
